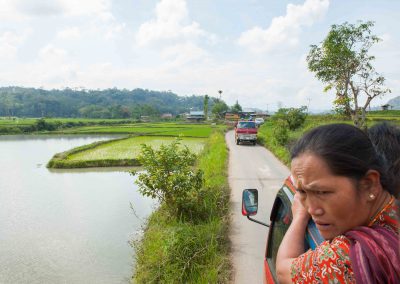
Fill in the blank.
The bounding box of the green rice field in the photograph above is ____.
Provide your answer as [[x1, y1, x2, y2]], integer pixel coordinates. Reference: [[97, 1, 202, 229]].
[[47, 135, 207, 168], [68, 136, 206, 162], [58, 123, 219, 137]]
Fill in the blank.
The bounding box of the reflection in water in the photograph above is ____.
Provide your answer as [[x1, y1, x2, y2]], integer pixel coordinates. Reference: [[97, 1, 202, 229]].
[[0, 135, 155, 284]]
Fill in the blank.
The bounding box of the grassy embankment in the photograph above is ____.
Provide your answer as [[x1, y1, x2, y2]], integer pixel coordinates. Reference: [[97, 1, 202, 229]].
[[132, 129, 231, 283], [47, 122, 221, 168], [257, 111, 400, 166]]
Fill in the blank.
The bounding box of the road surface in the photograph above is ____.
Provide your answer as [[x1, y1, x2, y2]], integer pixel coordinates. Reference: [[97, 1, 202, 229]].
[[226, 130, 290, 283]]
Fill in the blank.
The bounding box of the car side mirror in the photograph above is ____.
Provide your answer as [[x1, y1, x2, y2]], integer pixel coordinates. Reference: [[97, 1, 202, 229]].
[[242, 189, 258, 216]]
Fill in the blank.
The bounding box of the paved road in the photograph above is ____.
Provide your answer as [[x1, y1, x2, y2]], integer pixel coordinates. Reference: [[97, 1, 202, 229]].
[[226, 130, 290, 283]]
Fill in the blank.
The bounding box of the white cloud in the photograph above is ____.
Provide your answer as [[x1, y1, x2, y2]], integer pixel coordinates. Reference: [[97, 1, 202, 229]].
[[59, 0, 113, 20], [0, 0, 113, 20], [136, 0, 212, 46], [39, 44, 68, 60], [161, 42, 208, 68], [0, 31, 28, 59], [238, 0, 329, 53], [56, 27, 82, 40]]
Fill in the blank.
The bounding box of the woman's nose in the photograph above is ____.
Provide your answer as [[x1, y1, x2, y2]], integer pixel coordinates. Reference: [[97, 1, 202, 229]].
[[306, 199, 324, 216]]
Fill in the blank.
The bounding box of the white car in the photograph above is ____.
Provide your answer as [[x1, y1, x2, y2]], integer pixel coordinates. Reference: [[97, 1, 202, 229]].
[[254, 117, 265, 126]]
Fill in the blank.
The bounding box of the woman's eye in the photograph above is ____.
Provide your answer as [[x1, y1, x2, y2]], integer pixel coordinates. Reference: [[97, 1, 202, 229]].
[[297, 189, 306, 194], [316, 191, 328, 195]]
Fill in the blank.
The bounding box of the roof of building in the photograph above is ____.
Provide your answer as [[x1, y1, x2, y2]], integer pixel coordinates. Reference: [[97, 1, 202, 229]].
[[189, 111, 204, 115]]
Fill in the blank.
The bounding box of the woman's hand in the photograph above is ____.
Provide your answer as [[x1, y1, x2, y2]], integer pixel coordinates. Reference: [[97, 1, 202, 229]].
[[292, 192, 310, 223]]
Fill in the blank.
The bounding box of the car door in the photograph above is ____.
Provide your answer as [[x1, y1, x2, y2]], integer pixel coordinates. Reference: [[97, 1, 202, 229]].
[[263, 178, 324, 283]]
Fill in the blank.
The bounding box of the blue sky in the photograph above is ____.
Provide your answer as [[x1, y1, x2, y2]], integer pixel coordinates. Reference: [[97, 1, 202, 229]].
[[1, 0, 399, 111]]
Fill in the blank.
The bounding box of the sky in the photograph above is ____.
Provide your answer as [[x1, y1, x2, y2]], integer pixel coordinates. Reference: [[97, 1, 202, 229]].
[[1, 0, 399, 112]]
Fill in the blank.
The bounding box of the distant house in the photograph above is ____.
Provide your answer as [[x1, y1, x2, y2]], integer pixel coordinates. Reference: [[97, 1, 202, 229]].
[[237, 108, 256, 120], [254, 111, 270, 119], [381, 104, 392, 111], [186, 110, 205, 122], [224, 112, 240, 121], [140, 115, 150, 122], [161, 113, 173, 119]]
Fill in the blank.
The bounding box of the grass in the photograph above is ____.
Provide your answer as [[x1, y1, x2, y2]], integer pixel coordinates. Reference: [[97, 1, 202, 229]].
[[47, 136, 206, 168], [0, 117, 132, 124], [132, 130, 231, 283]]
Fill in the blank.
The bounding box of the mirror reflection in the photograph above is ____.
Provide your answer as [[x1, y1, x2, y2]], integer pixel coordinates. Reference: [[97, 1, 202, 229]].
[[242, 189, 258, 216]]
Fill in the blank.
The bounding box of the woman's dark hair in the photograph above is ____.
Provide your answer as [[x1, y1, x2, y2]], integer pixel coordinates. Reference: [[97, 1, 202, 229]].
[[368, 122, 400, 197], [291, 123, 394, 195]]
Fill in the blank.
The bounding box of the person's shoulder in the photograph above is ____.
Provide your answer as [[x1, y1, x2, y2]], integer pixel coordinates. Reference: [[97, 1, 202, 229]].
[[291, 237, 353, 282], [374, 197, 400, 233]]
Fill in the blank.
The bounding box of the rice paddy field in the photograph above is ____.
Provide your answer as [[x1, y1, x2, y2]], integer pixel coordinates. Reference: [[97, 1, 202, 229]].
[[67, 136, 206, 162], [57, 122, 219, 137], [45, 122, 221, 168]]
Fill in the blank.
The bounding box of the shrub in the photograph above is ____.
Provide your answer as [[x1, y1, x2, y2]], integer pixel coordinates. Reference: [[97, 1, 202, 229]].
[[273, 120, 289, 146], [133, 139, 204, 221], [272, 106, 308, 130]]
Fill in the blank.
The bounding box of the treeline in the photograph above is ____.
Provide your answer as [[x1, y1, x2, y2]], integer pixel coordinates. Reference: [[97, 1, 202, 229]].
[[0, 118, 131, 134], [0, 87, 217, 118]]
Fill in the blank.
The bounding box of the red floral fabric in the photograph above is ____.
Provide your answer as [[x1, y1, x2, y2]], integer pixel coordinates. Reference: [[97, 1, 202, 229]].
[[290, 197, 399, 283]]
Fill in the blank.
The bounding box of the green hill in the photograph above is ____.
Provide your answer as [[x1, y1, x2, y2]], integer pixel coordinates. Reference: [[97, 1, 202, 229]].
[[0, 87, 215, 119]]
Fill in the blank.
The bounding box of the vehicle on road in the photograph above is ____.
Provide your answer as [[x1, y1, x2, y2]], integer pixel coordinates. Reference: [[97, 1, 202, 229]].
[[235, 120, 258, 145], [241, 176, 324, 283], [255, 117, 265, 126]]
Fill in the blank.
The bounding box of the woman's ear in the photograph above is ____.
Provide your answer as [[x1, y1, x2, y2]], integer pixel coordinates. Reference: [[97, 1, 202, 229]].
[[359, 170, 382, 201]]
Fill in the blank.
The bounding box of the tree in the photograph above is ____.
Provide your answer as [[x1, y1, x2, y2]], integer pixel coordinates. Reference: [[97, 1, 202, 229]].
[[307, 21, 391, 129], [203, 95, 209, 120], [231, 100, 242, 113], [211, 98, 229, 119]]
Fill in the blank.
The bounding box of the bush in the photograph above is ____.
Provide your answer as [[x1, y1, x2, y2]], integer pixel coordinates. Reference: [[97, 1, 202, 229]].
[[273, 120, 289, 146], [272, 106, 308, 130], [133, 139, 204, 221]]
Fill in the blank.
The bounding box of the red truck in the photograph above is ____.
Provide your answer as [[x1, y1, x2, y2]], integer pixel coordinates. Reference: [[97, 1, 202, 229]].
[[235, 120, 258, 145]]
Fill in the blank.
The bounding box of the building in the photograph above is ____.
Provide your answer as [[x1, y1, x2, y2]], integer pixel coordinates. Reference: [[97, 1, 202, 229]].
[[224, 112, 240, 121], [161, 113, 173, 119], [186, 110, 205, 122], [381, 104, 392, 111]]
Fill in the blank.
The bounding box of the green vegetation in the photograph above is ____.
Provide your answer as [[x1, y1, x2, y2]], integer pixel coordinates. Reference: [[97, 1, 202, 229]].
[[258, 112, 400, 166], [134, 140, 205, 220], [47, 136, 206, 168], [366, 110, 400, 122], [132, 130, 230, 283], [0, 117, 222, 136], [58, 122, 217, 136], [0, 117, 134, 134], [0, 87, 215, 119]]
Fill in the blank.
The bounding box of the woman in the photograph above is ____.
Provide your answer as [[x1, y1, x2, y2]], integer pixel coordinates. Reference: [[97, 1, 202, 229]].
[[368, 122, 400, 198], [276, 123, 400, 283]]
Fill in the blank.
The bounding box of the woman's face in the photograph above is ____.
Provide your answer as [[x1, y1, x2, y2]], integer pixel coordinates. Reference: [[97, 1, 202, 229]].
[[291, 153, 371, 240]]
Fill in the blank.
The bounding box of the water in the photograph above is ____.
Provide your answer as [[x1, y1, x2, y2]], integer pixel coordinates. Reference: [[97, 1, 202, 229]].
[[0, 135, 155, 283]]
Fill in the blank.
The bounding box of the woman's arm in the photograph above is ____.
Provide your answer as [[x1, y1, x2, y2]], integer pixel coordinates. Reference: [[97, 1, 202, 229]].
[[276, 193, 310, 284]]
